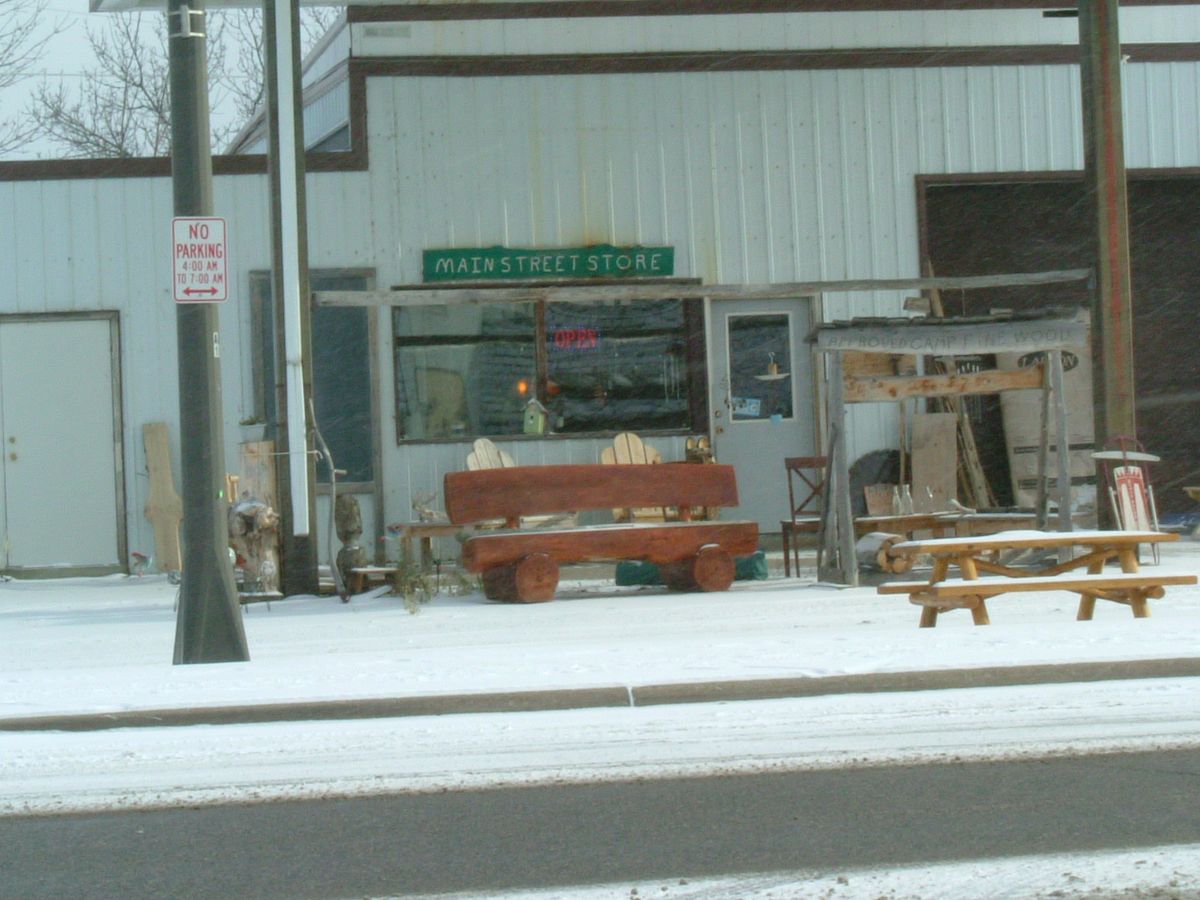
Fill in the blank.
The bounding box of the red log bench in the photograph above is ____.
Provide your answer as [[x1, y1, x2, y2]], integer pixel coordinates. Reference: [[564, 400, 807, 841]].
[[443, 463, 759, 602]]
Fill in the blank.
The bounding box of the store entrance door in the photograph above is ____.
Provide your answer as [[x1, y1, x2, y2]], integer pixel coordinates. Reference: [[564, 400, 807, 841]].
[[0, 316, 124, 573], [708, 299, 817, 534]]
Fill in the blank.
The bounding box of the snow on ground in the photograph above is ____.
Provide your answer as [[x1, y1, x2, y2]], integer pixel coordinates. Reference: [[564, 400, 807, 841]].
[[4, 541, 1200, 719], [2, 541, 1200, 897], [414, 843, 1200, 899]]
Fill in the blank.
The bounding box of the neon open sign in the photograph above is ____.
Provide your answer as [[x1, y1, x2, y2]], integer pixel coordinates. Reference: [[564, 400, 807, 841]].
[[553, 328, 600, 351]]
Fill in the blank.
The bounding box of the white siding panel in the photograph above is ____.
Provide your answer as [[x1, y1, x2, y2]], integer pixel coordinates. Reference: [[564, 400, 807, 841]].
[[0, 184, 15, 304], [40, 182, 73, 308], [14, 183, 47, 312]]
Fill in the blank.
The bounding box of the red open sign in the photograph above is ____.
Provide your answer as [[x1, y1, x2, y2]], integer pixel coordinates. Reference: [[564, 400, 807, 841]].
[[553, 328, 600, 351]]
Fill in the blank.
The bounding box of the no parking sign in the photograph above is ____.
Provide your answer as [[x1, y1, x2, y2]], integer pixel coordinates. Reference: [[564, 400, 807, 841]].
[[172, 217, 228, 303]]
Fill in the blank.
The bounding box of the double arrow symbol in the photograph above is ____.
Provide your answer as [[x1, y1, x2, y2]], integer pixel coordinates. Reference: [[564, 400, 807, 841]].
[[183, 287, 219, 296]]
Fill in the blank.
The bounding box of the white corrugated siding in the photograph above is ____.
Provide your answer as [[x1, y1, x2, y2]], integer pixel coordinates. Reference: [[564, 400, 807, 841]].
[[6, 56, 1200, 562], [354, 60, 1200, 499]]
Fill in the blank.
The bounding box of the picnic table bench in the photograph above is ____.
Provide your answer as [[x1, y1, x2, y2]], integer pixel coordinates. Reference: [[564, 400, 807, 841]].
[[443, 463, 759, 602], [877, 529, 1195, 627]]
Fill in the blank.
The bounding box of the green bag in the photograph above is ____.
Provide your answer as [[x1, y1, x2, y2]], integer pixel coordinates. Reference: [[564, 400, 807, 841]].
[[615, 550, 767, 586]]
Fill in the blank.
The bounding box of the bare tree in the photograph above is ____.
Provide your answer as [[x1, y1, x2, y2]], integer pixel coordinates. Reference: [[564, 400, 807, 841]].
[[31, 12, 235, 158], [0, 0, 63, 155], [224, 7, 340, 126], [30, 7, 339, 159]]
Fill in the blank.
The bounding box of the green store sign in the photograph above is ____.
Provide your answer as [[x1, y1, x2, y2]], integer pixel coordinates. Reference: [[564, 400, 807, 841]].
[[423, 244, 675, 282]]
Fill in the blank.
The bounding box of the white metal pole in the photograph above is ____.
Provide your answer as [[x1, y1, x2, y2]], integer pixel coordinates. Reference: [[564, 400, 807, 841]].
[[273, 0, 308, 537]]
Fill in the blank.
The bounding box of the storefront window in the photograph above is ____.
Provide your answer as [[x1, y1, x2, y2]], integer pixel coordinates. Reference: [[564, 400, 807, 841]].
[[393, 298, 702, 440]]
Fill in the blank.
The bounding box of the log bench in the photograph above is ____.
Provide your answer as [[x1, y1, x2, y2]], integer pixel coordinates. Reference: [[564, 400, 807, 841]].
[[443, 463, 759, 602], [878, 572, 1197, 626]]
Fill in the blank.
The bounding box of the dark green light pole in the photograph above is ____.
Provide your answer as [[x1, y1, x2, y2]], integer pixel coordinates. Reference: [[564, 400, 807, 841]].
[[168, 0, 249, 664]]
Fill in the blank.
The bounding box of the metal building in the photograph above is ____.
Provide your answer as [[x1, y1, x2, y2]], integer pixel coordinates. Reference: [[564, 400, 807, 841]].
[[3, 2, 1199, 576]]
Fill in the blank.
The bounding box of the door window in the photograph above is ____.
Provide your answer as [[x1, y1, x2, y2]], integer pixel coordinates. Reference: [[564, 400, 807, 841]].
[[726, 314, 794, 421]]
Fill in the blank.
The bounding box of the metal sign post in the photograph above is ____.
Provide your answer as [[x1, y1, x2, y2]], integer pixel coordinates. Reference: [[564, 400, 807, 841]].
[[168, 0, 249, 664]]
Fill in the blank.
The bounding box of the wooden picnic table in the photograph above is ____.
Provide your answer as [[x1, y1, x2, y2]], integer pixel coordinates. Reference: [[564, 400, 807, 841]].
[[853, 511, 1036, 540], [878, 529, 1194, 627]]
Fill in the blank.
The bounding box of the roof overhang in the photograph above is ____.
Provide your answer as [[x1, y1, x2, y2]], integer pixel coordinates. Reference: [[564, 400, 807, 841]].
[[85, 1, 1200, 14], [91, 0, 338, 8]]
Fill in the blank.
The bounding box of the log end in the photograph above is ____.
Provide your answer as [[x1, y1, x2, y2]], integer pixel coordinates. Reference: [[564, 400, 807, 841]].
[[482, 553, 560, 603]]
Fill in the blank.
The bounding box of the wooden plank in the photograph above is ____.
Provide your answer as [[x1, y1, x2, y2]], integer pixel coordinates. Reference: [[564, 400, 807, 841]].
[[315, 269, 1092, 309], [842, 351, 896, 378], [863, 483, 895, 516], [910, 413, 957, 514], [843, 364, 1044, 403], [879, 572, 1195, 595], [142, 422, 182, 574], [238, 440, 277, 507], [444, 463, 740, 524], [887, 572, 1195, 599], [460, 521, 760, 570], [816, 315, 1088, 355], [890, 529, 1177, 555]]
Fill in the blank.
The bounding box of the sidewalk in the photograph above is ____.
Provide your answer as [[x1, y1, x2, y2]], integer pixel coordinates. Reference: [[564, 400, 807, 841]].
[[4, 548, 1200, 817], [4, 540, 1200, 729]]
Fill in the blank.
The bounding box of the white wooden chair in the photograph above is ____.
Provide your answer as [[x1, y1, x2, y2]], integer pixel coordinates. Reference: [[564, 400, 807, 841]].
[[465, 438, 576, 528], [467, 437, 516, 471], [600, 432, 670, 522]]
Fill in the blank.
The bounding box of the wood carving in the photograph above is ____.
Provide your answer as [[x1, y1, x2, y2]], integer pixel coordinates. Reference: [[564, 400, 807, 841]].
[[228, 497, 281, 595]]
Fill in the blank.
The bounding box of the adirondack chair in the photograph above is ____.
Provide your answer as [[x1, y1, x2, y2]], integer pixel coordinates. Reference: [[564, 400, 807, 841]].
[[465, 438, 576, 528], [466, 437, 516, 471], [600, 432, 671, 523]]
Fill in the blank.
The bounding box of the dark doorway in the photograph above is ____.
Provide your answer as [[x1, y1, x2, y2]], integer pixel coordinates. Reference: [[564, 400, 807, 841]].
[[923, 176, 1200, 516]]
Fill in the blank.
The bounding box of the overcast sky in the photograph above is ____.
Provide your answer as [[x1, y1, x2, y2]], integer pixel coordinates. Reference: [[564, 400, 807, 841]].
[[2, 2, 93, 159]]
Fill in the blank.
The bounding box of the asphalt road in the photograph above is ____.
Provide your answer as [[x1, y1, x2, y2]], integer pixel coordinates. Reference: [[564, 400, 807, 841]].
[[3, 748, 1199, 899]]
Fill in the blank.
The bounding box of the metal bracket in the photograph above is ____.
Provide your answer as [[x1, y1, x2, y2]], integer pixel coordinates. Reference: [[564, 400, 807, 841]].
[[168, 5, 205, 40]]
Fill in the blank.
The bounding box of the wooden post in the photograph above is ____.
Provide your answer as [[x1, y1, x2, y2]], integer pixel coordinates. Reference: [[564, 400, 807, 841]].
[[1050, 350, 1074, 532], [824, 352, 857, 586], [1036, 372, 1051, 530], [1079, 0, 1138, 461]]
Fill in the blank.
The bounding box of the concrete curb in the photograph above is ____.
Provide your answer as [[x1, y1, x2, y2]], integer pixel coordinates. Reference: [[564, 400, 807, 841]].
[[3, 657, 1197, 733]]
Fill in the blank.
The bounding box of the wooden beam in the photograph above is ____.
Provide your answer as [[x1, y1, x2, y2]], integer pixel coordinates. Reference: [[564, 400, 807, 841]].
[[1080, 0, 1137, 452], [314, 268, 1091, 308], [815, 315, 1088, 354], [844, 364, 1045, 403]]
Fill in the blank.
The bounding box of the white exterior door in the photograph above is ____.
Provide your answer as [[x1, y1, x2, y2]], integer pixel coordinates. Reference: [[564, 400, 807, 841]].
[[709, 299, 818, 533], [0, 317, 123, 572]]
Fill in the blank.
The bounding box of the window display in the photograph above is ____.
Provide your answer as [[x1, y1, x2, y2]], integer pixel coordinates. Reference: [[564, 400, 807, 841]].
[[393, 298, 703, 441]]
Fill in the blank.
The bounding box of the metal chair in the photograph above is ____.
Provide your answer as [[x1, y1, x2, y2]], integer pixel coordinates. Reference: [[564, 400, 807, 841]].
[[780, 456, 827, 576]]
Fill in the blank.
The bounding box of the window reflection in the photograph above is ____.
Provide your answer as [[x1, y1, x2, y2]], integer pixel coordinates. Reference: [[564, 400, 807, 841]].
[[728, 314, 793, 421], [393, 298, 700, 440]]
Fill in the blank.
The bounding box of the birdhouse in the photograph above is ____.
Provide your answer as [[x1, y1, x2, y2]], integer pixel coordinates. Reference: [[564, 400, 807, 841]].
[[523, 397, 548, 434]]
